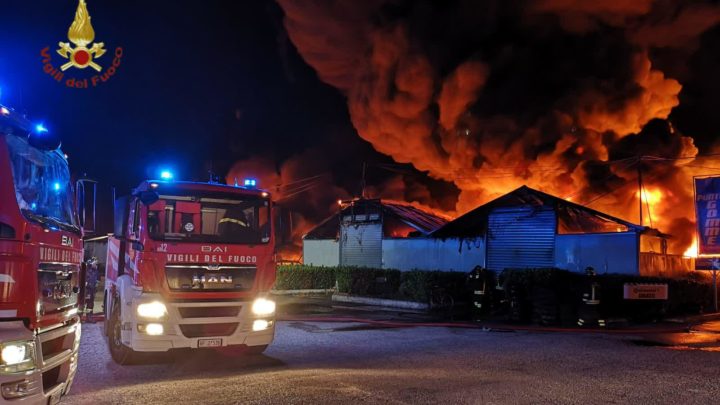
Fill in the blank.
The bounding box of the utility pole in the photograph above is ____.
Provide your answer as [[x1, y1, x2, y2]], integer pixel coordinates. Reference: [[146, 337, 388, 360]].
[[637, 159, 643, 226], [360, 162, 367, 199]]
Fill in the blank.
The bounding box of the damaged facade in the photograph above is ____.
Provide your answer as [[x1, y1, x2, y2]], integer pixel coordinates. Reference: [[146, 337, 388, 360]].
[[433, 186, 693, 277], [303, 187, 693, 276], [302, 199, 483, 271]]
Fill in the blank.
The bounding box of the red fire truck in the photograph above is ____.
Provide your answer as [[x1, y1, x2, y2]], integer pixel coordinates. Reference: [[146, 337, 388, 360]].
[[0, 104, 94, 403], [104, 177, 277, 364]]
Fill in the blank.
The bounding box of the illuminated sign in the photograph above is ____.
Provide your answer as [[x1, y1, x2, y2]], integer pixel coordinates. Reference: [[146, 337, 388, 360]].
[[694, 176, 720, 255]]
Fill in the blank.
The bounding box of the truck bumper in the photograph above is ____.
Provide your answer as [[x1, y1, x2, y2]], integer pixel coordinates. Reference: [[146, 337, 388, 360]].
[[0, 319, 80, 404], [123, 298, 275, 352]]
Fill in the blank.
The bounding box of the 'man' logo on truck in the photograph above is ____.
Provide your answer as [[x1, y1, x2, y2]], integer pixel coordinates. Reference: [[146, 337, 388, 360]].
[[61, 235, 73, 247], [201, 246, 227, 253]]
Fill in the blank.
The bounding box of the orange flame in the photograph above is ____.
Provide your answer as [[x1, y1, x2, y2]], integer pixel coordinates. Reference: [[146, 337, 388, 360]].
[[683, 238, 698, 258]]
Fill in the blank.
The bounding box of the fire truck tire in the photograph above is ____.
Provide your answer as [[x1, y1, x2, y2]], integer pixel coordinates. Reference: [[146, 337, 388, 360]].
[[103, 293, 109, 336], [108, 298, 139, 365]]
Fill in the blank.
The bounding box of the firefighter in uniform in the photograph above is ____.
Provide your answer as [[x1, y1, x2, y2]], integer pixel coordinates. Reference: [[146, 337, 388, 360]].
[[84, 257, 99, 323], [577, 266, 605, 327], [218, 207, 253, 240]]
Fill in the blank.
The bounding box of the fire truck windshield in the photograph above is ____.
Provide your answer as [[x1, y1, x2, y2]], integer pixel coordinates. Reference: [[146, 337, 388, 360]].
[[6, 134, 79, 233], [147, 193, 270, 244]]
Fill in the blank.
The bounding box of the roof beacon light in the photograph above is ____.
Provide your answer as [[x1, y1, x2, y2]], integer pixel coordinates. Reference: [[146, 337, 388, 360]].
[[35, 124, 48, 134], [160, 170, 174, 180], [244, 178, 257, 188]]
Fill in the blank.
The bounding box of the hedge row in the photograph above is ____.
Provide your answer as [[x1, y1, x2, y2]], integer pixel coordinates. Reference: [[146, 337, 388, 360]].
[[496, 268, 714, 324], [275, 265, 467, 302], [275, 266, 715, 322], [274, 265, 336, 290]]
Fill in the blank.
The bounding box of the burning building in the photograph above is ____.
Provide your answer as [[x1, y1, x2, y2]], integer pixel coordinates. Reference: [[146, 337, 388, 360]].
[[433, 186, 693, 276], [275, 0, 720, 259], [303, 199, 484, 271]]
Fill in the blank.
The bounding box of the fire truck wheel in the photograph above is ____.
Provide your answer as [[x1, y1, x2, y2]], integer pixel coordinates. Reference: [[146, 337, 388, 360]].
[[108, 298, 139, 365]]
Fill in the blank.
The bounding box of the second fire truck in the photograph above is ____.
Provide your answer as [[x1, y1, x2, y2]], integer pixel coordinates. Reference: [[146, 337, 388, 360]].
[[104, 177, 277, 364], [0, 103, 94, 403]]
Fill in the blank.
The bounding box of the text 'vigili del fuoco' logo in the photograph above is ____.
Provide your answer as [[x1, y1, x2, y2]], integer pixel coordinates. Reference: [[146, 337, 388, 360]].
[[40, 0, 123, 88]]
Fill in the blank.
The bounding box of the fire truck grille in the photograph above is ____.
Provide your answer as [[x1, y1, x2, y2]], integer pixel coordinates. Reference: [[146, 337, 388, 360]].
[[179, 323, 239, 338], [41, 333, 74, 360], [165, 265, 256, 291], [178, 306, 241, 318], [42, 365, 63, 393]]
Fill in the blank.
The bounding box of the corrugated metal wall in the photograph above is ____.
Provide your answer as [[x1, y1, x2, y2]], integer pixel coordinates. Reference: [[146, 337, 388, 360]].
[[340, 222, 383, 267], [487, 207, 556, 270]]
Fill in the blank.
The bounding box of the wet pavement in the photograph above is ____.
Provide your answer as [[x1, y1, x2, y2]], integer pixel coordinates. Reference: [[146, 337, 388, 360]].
[[636, 320, 720, 352], [66, 299, 720, 404]]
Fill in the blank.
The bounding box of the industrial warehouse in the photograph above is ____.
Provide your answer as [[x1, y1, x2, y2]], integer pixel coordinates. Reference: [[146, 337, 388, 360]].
[[304, 186, 694, 277]]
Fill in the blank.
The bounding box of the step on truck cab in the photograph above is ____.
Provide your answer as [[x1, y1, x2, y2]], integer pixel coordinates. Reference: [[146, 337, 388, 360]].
[[0, 104, 95, 404], [104, 178, 277, 364]]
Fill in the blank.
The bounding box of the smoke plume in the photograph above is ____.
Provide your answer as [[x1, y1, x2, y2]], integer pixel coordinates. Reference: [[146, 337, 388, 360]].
[[276, 0, 720, 254]]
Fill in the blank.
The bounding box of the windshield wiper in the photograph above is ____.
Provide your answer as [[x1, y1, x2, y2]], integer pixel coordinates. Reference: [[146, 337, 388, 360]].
[[45, 216, 80, 234], [22, 210, 80, 234]]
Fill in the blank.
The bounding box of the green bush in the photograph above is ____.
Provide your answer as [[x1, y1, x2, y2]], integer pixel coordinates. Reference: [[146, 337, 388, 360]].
[[274, 265, 336, 290], [399, 270, 469, 303], [336, 266, 401, 297]]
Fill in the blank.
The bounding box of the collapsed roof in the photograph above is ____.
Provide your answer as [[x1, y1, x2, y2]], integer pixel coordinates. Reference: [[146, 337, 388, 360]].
[[303, 199, 448, 240]]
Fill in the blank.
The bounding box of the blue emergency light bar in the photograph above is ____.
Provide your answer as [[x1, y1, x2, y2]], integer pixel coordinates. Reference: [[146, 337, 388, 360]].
[[160, 170, 174, 180], [35, 123, 48, 134], [244, 178, 257, 188]]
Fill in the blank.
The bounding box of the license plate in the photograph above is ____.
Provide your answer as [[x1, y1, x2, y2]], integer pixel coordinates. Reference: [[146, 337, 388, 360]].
[[48, 390, 62, 405], [198, 338, 222, 348]]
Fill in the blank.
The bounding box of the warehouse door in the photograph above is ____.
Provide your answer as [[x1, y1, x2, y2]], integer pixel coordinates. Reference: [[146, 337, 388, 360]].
[[486, 207, 556, 271], [340, 219, 382, 268]]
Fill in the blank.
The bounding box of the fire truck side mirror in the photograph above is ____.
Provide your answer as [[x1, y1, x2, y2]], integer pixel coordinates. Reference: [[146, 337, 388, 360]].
[[76, 178, 97, 234], [113, 196, 129, 238]]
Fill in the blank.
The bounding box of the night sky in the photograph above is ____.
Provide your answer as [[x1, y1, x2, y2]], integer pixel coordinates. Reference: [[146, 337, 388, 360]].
[[3, 1, 720, 250], [0, 0, 401, 232]]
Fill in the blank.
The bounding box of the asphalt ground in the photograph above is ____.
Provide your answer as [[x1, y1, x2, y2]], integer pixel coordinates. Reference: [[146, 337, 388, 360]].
[[67, 306, 720, 405]]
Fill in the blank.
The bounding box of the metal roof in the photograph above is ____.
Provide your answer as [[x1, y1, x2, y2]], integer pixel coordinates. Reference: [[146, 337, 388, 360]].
[[432, 186, 662, 238], [303, 199, 448, 240]]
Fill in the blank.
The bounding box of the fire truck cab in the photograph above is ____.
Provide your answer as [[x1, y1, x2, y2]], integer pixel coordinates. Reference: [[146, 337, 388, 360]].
[[0, 104, 94, 403], [104, 179, 276, 364]]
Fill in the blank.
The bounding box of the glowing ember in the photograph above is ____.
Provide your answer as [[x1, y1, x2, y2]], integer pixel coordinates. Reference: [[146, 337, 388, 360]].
[[683, 238, 698, 258]]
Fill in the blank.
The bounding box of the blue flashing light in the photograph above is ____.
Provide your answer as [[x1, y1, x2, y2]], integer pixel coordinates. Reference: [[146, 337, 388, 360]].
[[30, 202, 37, 210], [160, 170, 174, 180], [244, 178, 257, 187], [53, 182, 61, 192], [35, 124, 48, 134]]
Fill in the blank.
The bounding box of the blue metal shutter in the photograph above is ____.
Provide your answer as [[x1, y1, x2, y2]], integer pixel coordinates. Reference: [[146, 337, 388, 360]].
[[486, 207, 556, 271], [340, 220, 382, 268]]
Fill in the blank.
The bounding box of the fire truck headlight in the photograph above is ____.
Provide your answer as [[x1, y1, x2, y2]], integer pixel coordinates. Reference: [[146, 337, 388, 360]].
[[251, 297, 276, 317], [137, 301, 167, 319], [252, 319, 270, 331], [0, 341, 36, 374], [145, 323, 164, 336]]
